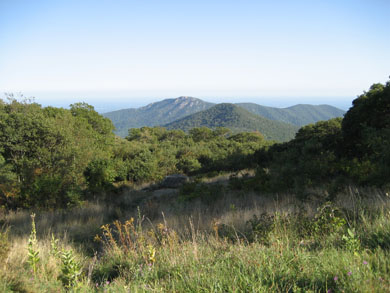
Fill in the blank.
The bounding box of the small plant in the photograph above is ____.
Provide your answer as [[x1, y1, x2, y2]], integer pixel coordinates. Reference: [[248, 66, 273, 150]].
[[50, 233, 60, 258], [96, 217, 139, 253], [246, 213, 274, 244], [342, 228, 361, 253], [313, 202, 346, 236], [27, 213, 40, 276], [155, 223, 178, 247], [146, 244, 156, 265], [59, 249, 81, 289]]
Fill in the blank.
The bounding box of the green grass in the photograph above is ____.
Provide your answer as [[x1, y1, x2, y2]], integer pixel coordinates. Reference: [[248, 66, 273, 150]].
[[1, 187, 390, 292]]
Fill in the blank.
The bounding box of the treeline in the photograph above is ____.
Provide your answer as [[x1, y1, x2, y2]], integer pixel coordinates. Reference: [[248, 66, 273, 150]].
[[0, 98, 267, 208], [0, 100, 115, 208], [1, 80, 389, 208]]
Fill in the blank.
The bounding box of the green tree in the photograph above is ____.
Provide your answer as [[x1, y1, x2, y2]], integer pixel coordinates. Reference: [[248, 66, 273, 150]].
[[0, 99, 116, 208], [342, 81, 390, 158], [342, 80, 390, 184]]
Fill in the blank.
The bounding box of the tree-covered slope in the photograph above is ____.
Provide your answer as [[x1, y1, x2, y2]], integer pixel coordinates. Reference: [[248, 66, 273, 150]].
[[164, 103, 299, 141], [103, 97, 214, 136], [236, 103, 345, 126]]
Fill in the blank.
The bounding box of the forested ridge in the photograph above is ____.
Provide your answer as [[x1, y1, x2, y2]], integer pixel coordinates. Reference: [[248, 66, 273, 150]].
[[0, 80, 389, 209], [164, 103, 300, 141]]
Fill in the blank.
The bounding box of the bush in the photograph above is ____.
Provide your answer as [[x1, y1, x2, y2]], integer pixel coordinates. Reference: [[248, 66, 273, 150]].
[[245, 213, 274, 244]]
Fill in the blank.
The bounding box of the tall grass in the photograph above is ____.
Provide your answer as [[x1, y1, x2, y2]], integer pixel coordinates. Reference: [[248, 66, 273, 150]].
[[1, 186, 390, 292]]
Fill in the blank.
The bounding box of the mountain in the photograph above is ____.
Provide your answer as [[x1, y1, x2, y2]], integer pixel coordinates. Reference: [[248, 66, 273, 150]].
[[103, 96, 345, 138], [236, 103, 345, 126], [164, 103, 300, 142], [103, 96, 214, 137]]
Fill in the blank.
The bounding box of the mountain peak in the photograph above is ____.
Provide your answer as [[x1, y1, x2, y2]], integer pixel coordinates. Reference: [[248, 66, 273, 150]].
[[103, 96, 215, 136], [177, 96, 196, 100], [174, 96, 200, 104]]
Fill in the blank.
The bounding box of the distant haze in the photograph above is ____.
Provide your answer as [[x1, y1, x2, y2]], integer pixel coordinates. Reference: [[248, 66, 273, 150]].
[[18, 91, 353, 113], [1, 1, 388, 109]]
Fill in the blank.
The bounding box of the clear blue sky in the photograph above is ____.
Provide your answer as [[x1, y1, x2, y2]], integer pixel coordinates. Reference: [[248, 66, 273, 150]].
[[0, 0, 389, 111]]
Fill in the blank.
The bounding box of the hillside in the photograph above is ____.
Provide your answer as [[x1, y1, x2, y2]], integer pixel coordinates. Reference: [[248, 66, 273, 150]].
[[164, 103, 299, 141], [103, 96, 214, 137], [237, 103, 345, 126]]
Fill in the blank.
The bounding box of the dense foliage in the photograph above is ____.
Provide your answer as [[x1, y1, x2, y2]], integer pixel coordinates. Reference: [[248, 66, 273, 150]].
[[116, 126, 267, 183], [0, 99, 267, 208], [342, 82, 390, 185], [0, 98, 115, 208]]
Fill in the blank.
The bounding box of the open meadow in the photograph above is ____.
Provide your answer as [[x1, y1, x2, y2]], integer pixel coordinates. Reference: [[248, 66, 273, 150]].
[[1, 185, 390, 292]]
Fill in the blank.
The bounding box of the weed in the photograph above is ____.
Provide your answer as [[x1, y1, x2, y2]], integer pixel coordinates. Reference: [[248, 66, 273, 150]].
[[27, 213, 40, 276], [58, 249, 81, 289], [50, 233, 60, 258], [342, 228, 361, 253], [313, 202, 346, 236]]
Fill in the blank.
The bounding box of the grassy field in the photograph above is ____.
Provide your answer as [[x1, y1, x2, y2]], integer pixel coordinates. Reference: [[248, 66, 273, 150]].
[[1, 186, 390, 292]]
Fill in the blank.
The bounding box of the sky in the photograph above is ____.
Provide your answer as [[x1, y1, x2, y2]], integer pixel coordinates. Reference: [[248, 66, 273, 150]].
[[0, 0, 389, 112]]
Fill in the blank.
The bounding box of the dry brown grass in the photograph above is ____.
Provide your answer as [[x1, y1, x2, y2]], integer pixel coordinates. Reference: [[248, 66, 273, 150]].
[[1, 185, 390, 292]]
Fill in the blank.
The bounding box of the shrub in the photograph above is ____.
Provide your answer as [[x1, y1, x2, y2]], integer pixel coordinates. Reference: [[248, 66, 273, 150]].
[[245, 213, 274, 244]]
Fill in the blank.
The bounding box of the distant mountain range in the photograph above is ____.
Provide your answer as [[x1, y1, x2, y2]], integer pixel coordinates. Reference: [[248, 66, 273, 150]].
[[103, 96, 346, 140], [164, 103, 300, 141], [236, 103, 345, 127]]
